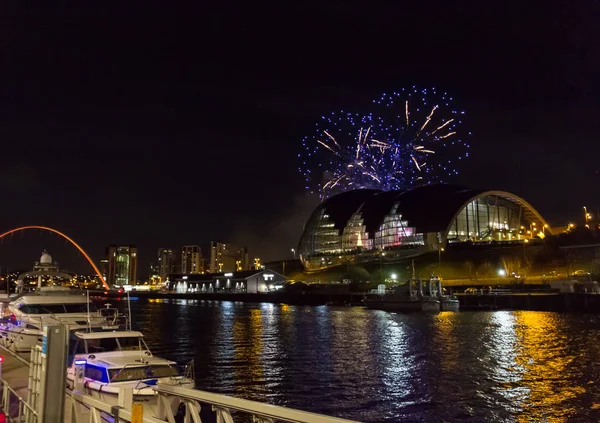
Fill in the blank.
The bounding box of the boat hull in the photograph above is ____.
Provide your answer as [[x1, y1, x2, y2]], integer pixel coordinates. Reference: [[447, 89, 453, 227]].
[[441, 299, 460, 312], [364, 299, 440, 312]]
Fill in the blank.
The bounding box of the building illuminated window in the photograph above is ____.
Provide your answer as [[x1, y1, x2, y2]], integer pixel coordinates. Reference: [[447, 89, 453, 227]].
[[447, 196, 531, 242], [341, 213, 371, 251], [373, 211, 424, 248], [300, 209, 342, 255], [115, 247, 131, 285]]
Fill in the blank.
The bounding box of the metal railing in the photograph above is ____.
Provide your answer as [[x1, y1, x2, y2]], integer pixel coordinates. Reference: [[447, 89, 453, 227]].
[[65, 390, 165, 423], [154, 384, 361, 423], [66, 385, 361, 423], [1, 337, 361, 423], [0, 377, 38, 423]]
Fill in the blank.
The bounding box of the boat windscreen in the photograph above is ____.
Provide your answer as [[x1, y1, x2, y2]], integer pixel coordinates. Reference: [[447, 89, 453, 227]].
[[108, 365, 179, 382], [64, 303, 98, 313], [19, 303, 97, 314], [85, 336, 144, 353]]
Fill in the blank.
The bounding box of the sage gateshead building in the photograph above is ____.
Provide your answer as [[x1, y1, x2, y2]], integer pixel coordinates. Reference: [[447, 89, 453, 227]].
[[297, 184, 552, 272]]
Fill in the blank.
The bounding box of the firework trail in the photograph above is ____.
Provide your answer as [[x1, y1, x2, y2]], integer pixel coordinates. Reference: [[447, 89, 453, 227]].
[[299, 86, 470, 199]]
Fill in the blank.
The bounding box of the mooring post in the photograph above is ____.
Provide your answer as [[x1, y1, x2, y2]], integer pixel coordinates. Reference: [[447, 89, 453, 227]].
[[37, 324, 67, 423]]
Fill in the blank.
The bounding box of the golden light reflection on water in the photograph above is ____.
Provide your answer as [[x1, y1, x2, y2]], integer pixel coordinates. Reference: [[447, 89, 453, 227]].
[[330, 308, 374, 382], [432, 312, 461, 374], [132, 300, 600, 422], [232, 308, 266, 400], [511, 312, 587, 423]]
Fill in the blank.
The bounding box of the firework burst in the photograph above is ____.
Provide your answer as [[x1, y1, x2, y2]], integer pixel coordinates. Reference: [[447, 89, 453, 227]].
[[299, 87, 470, 199]]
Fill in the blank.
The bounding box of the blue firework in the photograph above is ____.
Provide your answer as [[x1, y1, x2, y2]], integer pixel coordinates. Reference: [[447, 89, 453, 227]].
[[299, 86, 469, 199]]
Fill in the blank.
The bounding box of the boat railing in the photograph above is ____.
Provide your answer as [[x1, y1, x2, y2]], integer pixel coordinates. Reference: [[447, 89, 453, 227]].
[[98, 306, 127, 327], [153, 383, 361, 423], [182, 358, 195, 382]]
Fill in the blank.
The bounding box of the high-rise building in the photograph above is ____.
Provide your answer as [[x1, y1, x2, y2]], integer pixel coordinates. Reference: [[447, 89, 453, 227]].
[[149, 262, 160, 285], [181, 245, 203, 274], [209, 242, 250, 273], [157, 248, 176, 281], [106, 245, 137, 287], [99, 258, 109, 282]]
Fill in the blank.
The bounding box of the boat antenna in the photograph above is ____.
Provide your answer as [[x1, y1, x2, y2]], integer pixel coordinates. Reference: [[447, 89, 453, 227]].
[[127, 291, 132, 331], [86, 288, 91, 332]]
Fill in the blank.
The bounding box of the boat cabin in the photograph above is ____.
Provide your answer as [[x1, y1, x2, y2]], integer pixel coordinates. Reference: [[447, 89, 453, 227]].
[[69, 330, 181, 383], [70, 330, 149, 355]]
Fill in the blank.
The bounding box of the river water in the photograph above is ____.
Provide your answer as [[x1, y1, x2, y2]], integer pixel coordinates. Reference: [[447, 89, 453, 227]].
[[119, 298, 600, 422]]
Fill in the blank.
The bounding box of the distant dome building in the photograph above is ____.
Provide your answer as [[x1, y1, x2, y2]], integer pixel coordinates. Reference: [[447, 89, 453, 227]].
[[297, 184, 551, 272], [40, 250, 53, 265]]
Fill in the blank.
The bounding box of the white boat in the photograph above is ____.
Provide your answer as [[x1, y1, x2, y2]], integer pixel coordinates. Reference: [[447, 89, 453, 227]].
[[66, 329, 195, 416], [364, 274, 460, 313], [364, 278, 441, 312], [0, 286, 118, 352]]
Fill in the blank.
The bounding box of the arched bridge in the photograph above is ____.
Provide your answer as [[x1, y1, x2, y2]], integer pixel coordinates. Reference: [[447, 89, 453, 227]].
[[0, 226, 109, 290]]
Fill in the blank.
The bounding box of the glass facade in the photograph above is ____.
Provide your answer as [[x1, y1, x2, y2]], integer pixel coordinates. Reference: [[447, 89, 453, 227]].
[[115, 247, 131, 286], [301, 210, 342, 256], [298, 187, 548, 270], [447, 196, 532, 242], [107, 245, 137, 286], [341, 213, 372, 251], [373, 212, 424, 249], [300, 203, 426, 259]]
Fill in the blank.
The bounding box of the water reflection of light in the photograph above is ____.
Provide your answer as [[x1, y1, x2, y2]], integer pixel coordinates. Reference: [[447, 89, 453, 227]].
[[378, 312, 413, 404], [486, 311, 527, 411], [231, 308, 266, 400], [432, 311, 460, 374], [512, 312, 585, 422]]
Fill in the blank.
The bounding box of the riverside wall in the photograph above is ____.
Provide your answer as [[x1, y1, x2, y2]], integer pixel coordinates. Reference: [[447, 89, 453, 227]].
[[90, 290, 600, 312]]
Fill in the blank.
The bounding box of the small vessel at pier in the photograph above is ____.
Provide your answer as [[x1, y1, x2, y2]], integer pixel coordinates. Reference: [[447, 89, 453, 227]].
[[66, 329, 194, 415], [0, 251, 119, 352], [431, 275, 460, 311], [0, 286, 118, 352], [364, 271, 459, 313], [364, 277, 441, 312]]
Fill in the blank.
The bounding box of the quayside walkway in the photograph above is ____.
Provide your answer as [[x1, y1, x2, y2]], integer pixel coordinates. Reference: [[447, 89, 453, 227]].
[[0, 327, 360, 423]]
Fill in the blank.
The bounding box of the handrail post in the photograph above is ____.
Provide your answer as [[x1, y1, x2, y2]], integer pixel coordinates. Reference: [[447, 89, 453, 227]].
[[111, 405, 124, 423]]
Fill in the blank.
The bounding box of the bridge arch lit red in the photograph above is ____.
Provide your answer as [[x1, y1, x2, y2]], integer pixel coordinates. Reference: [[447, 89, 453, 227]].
[[0, 226, 109, 290]]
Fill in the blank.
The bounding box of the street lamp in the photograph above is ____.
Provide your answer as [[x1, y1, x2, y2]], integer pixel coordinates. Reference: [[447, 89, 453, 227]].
[[291, 248, 296, 259], [438, 247, 444, 276], [379, 252, 386, 284]]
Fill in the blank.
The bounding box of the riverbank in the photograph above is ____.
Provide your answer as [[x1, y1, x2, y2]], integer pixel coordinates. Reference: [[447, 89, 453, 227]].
[[89, 290, 600, 312]]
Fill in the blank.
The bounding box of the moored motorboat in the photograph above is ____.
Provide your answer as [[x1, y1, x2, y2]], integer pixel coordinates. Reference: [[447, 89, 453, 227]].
[[364, 278, 441, 312], [0, 286, 119, 352], [66, 329, 195, 417], [429, 276, 460, 311], [364, 274, 460, 313]]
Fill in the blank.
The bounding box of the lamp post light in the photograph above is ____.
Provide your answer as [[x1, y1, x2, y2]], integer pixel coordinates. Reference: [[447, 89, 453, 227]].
[[584, 206, 592, 228], [438, 247, 444, 276], [291, 248, 296, 260], [380, 252, 386, 284]]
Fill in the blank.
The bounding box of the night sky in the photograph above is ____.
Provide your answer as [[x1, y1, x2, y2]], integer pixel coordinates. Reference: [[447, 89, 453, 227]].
[[1, 2, 598, 275]]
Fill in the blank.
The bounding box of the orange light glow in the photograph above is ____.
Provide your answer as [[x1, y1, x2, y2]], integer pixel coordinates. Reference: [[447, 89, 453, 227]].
[[0, 226, 109, 290]]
